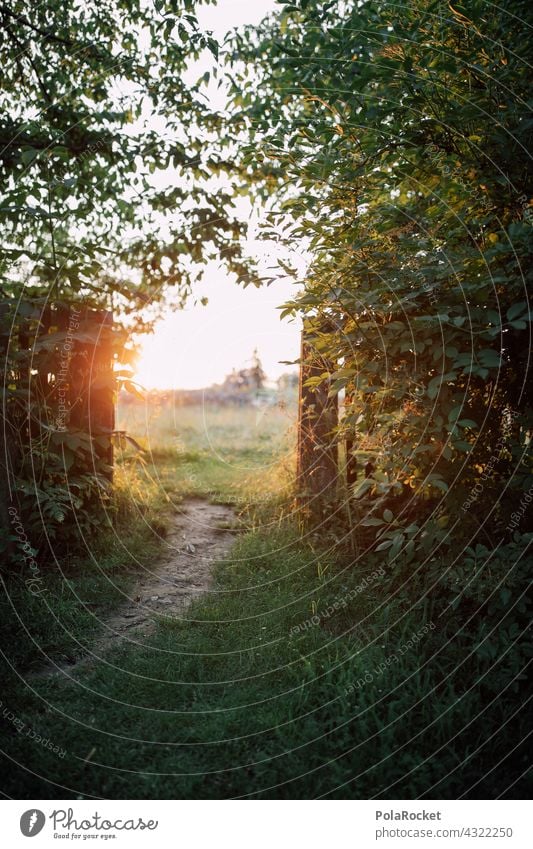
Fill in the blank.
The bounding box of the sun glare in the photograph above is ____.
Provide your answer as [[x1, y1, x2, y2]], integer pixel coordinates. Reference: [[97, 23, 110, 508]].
[[133, 268, 300, 391]]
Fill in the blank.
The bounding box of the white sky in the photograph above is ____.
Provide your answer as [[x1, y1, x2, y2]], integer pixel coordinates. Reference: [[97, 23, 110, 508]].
[[134, 0, 303, 390], [196, 0, 276, 36]]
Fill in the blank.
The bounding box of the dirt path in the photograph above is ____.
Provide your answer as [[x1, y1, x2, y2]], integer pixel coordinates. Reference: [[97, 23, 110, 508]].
[[105, 498, 237, 639], [38, 498, 237, 676]]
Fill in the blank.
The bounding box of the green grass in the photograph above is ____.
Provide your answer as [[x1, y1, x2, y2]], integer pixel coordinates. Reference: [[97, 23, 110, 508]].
[[2, 528, 530, 799], [0, 470, 167, 674], [1, 400, 530, 799], [117, 401, 297, 507]]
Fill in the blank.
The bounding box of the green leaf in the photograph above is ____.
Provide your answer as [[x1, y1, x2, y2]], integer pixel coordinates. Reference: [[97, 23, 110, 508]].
[[478, 349, 502, 368], [20, 148, 39, 166], [124, 381, 144, 399], [430, 477, 449, 492], [352, 479, 373, 499], [453, 440, 473, 453], [427, 373, 456, 400]]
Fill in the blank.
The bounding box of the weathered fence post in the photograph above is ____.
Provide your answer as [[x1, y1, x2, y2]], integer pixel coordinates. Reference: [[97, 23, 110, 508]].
[[88, 310, 115, 481], [0, 300, 14, 554], [296, 319, 339, 513], [59, 306, 115, 481]]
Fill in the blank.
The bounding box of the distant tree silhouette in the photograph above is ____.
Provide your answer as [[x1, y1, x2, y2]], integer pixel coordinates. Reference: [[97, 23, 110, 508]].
[[222, 350, 266, 395]]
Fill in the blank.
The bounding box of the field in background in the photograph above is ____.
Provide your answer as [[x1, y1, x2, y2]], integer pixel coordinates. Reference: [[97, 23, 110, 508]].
[[3, 393, 529, 799]]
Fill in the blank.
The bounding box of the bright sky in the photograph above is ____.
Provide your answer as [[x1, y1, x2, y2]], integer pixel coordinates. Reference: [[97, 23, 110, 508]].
[[135, 268, 300, 389], [196, 0, 276, 36], [134, 0, 303, 390]]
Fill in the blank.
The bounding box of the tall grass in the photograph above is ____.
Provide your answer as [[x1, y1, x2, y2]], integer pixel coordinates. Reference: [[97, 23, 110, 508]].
[[2, 396, 529, 799], [2, 528, 529, 799]]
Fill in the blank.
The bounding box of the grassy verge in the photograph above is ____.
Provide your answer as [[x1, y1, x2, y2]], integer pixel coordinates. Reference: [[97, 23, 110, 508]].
[[0, 465, 168, 674], [0, 403, 294, 676], [2, 524, 530, 799]]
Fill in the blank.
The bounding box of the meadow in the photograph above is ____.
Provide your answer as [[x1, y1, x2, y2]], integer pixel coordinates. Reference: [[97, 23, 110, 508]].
[[1, 396, 530, 799], [1, 0, 531, 810]]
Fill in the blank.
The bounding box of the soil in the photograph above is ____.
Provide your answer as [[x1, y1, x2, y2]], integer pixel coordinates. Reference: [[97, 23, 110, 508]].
[[37, 498, 237, 676]]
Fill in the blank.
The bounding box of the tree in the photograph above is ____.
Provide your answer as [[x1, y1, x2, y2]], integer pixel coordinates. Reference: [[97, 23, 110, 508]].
[[221, 351, 266, 396], [229, 0, 533, 547], [0, 0, 252, 311], [0, 0, 252, 559]]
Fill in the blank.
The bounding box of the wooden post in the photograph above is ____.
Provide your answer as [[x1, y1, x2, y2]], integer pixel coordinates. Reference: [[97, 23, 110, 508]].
[[344, 390, 358, 488], [296, 320, 338, 512], [0, 300, 14, 556]]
